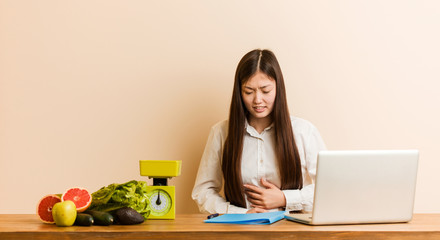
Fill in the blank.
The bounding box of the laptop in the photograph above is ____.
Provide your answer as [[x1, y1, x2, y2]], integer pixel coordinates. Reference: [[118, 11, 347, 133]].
[[285, 150, 419, 225]]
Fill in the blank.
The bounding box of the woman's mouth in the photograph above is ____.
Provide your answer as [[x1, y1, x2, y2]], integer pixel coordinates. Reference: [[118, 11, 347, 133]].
[[253, 106, 266, 113]]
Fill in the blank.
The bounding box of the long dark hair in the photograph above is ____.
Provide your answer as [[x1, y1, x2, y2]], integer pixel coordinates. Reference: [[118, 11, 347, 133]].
[[222, 49, 302, 208]]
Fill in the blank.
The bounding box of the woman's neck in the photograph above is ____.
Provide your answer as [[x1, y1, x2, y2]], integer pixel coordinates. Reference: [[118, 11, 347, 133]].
[[248, 116, 273, 134]]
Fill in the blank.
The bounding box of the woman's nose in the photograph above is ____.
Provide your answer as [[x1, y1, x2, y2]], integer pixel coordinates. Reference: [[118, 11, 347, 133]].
[[253, 92, 263, 104]]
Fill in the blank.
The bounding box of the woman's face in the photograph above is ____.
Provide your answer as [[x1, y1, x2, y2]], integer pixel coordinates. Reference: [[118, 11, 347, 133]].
[[241, 72, 276, 124]]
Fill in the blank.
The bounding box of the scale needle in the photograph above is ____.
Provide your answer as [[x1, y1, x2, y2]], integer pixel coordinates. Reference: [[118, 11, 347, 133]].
[[156, 189, 162, 205]]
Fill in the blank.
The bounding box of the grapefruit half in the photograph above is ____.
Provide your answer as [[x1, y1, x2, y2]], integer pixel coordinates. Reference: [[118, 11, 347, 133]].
[[61, 187, 92, 212], [36, 194, 62, 223]]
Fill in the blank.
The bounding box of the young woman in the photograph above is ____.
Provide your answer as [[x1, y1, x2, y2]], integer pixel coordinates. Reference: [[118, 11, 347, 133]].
[[192, 49, 326, 214]]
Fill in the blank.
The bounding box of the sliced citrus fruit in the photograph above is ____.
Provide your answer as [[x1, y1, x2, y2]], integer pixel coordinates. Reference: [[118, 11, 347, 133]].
[[36, 194, 62, 224], [61, 187, 92, 212]]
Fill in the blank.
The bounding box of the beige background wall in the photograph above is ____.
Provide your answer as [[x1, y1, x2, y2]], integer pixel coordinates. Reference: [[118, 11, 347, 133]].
[[1, 1, 439, 214]]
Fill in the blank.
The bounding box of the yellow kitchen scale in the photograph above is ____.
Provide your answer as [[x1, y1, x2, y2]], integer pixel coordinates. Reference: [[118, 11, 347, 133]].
[[139, 160, 181, 219]]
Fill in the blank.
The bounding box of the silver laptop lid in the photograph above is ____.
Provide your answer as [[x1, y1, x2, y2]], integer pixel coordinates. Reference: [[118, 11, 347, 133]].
[[311, 150, 419, 225]]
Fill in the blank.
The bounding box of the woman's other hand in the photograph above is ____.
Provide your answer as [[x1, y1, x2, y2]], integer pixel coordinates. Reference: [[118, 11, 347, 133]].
[[246, 207, 268, 213], [244, 178, 286, 210]]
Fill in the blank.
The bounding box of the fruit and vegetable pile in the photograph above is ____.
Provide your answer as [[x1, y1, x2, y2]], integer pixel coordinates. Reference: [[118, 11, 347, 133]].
[[36, 180, 149, 227]]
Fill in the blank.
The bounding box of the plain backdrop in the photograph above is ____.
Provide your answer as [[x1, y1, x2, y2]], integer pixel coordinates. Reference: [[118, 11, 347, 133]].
[[1, 0, 439, 214]]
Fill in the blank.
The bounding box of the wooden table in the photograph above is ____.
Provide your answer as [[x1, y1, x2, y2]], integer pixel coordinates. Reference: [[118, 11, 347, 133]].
[[1, 214, 439, 239]]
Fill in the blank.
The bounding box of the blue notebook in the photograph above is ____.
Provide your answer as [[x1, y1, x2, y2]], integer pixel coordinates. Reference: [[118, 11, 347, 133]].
[[204, 211, 286, 225]]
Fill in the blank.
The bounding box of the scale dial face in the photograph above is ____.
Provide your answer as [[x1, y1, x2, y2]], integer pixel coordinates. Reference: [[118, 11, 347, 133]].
[[147, 189, 172, 216]]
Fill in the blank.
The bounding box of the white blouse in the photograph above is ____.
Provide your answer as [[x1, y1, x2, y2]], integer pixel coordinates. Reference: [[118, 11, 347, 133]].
[[191, 116, 326, 214]]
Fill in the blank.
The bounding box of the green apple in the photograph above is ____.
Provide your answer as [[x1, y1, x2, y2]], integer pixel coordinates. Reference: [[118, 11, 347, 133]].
[[52, 200, 77, 227]]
